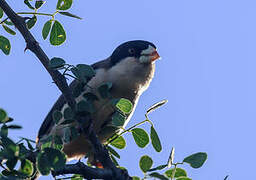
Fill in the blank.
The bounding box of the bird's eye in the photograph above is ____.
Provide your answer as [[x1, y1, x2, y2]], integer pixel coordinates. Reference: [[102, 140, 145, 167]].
[[128, 48, 135, 54]]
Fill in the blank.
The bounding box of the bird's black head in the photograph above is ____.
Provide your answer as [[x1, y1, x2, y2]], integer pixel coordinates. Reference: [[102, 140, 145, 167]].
[[110, 40, 159, 65]]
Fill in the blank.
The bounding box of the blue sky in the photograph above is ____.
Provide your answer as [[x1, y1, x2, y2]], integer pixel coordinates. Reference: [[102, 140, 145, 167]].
[[1, 0, 256, 179]]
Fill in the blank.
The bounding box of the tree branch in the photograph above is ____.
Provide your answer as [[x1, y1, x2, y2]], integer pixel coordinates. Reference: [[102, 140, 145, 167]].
[[53, 161, 113, 179], [0, 0, 130, 179]]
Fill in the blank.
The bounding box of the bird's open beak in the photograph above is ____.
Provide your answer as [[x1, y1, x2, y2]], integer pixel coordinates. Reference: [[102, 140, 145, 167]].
[[149, 50, 160, 62]]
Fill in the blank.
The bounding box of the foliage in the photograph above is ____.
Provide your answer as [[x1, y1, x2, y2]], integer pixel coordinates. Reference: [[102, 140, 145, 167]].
[[0, 0, 209, 179]]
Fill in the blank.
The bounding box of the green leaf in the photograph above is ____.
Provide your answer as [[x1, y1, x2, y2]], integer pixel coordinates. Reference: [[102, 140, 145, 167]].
[[7, 125, 22, 129], [19, 159, 33, 176], [165, 168, 187, 178], [26, 16, 37, 29], [107, 146, 120, 159], [44, 148, 66, 171], [0, 36, 11, 55], [167, 147, 175, 168], [2, 25, 16, 35], [56, 0, 73, 10], [42, 20, 52, 40], [52, 110, 63, 124], [114, 98, 133, 114], [112, 112, 126, 127], [37, 147, 66, 175], [6, 157, 18, 170], [132, 128, 149, 148], [26, 139, 34, 150], [71, 64, 95, 82], [148, 164, 167, 172], [110, 136, 126, 149], [24, 0, 35, 10], [146, 99, 168, 115], [35, 0, 45, 9], [76, 100, 94, 113], [1, 124, 8, 137], [0, 109, 7, 123], [59, 11, 82, 20], [176, 178, 192, 180], [49, 57, 66, 69], [36, 152, 51, 175], [149, 172, 169, 180], [71, 174, 83, 180], [150, 126, 162, 152], [97, 82, 112, 98], [50, 20, 66, 46], [0, 8, 3, 18], [4, 21, 14, 26], [132, 176, 140, 180], [63, 107, 74, 120], [183, 152, 207, 168], [53, 135, 63, 150], [110, 154, 119, 166], [139, 155, 153, 173]]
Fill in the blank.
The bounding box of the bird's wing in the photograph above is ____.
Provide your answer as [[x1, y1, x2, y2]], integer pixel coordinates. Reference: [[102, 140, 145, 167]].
[[37, 59, 111, 141]]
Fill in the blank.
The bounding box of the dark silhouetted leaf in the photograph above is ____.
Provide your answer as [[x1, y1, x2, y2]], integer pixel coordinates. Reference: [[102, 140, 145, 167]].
[[35, 0, 45, 9], [42, 20, 52, 40], [76, 100, 94, 113], [24, 0, 35, 10], [7, 125, 22, 129], [224, 175, 229, 180], [132, 128, 149, 148], [49, 57, 66, 69], [0, 36, 11, 55], [110, 155, 119, 166], [150, 126, 162, 152], [183, 152, 207, 168], [83, 92, 98, 102], [64, 107, 74, 120], [112, 112, 126, 127], [52, 110, 63, 124], [36, 152, 51, 175], [6, 157, 18, 170], [139, 155, 153, 173], [110, 136, 126, 149], [97, 82, 112, 98], [0, 8, 3, 18], [50, 20, 66, 46], [148, 164, 167, 172], [56, 0, 73, 10], [2, 25, 16, 35], [149, 172, 169, 180], [146, 99, 168, 115], [59, 11, 82, 19], [107, 146, 120, 159], [1, 124, 8, 137], [26, 16, 37, 29]]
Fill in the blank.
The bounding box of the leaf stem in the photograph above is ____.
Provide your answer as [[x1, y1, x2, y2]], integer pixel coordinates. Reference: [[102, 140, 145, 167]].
[[17, 12, 53, 17]]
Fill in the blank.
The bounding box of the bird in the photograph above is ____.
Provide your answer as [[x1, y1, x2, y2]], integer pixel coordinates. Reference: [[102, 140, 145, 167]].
[[36, 40, 160, 163]]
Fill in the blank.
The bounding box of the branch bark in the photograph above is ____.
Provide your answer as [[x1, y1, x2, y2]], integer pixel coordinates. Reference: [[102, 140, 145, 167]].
[[0, 1, 130, 179]]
